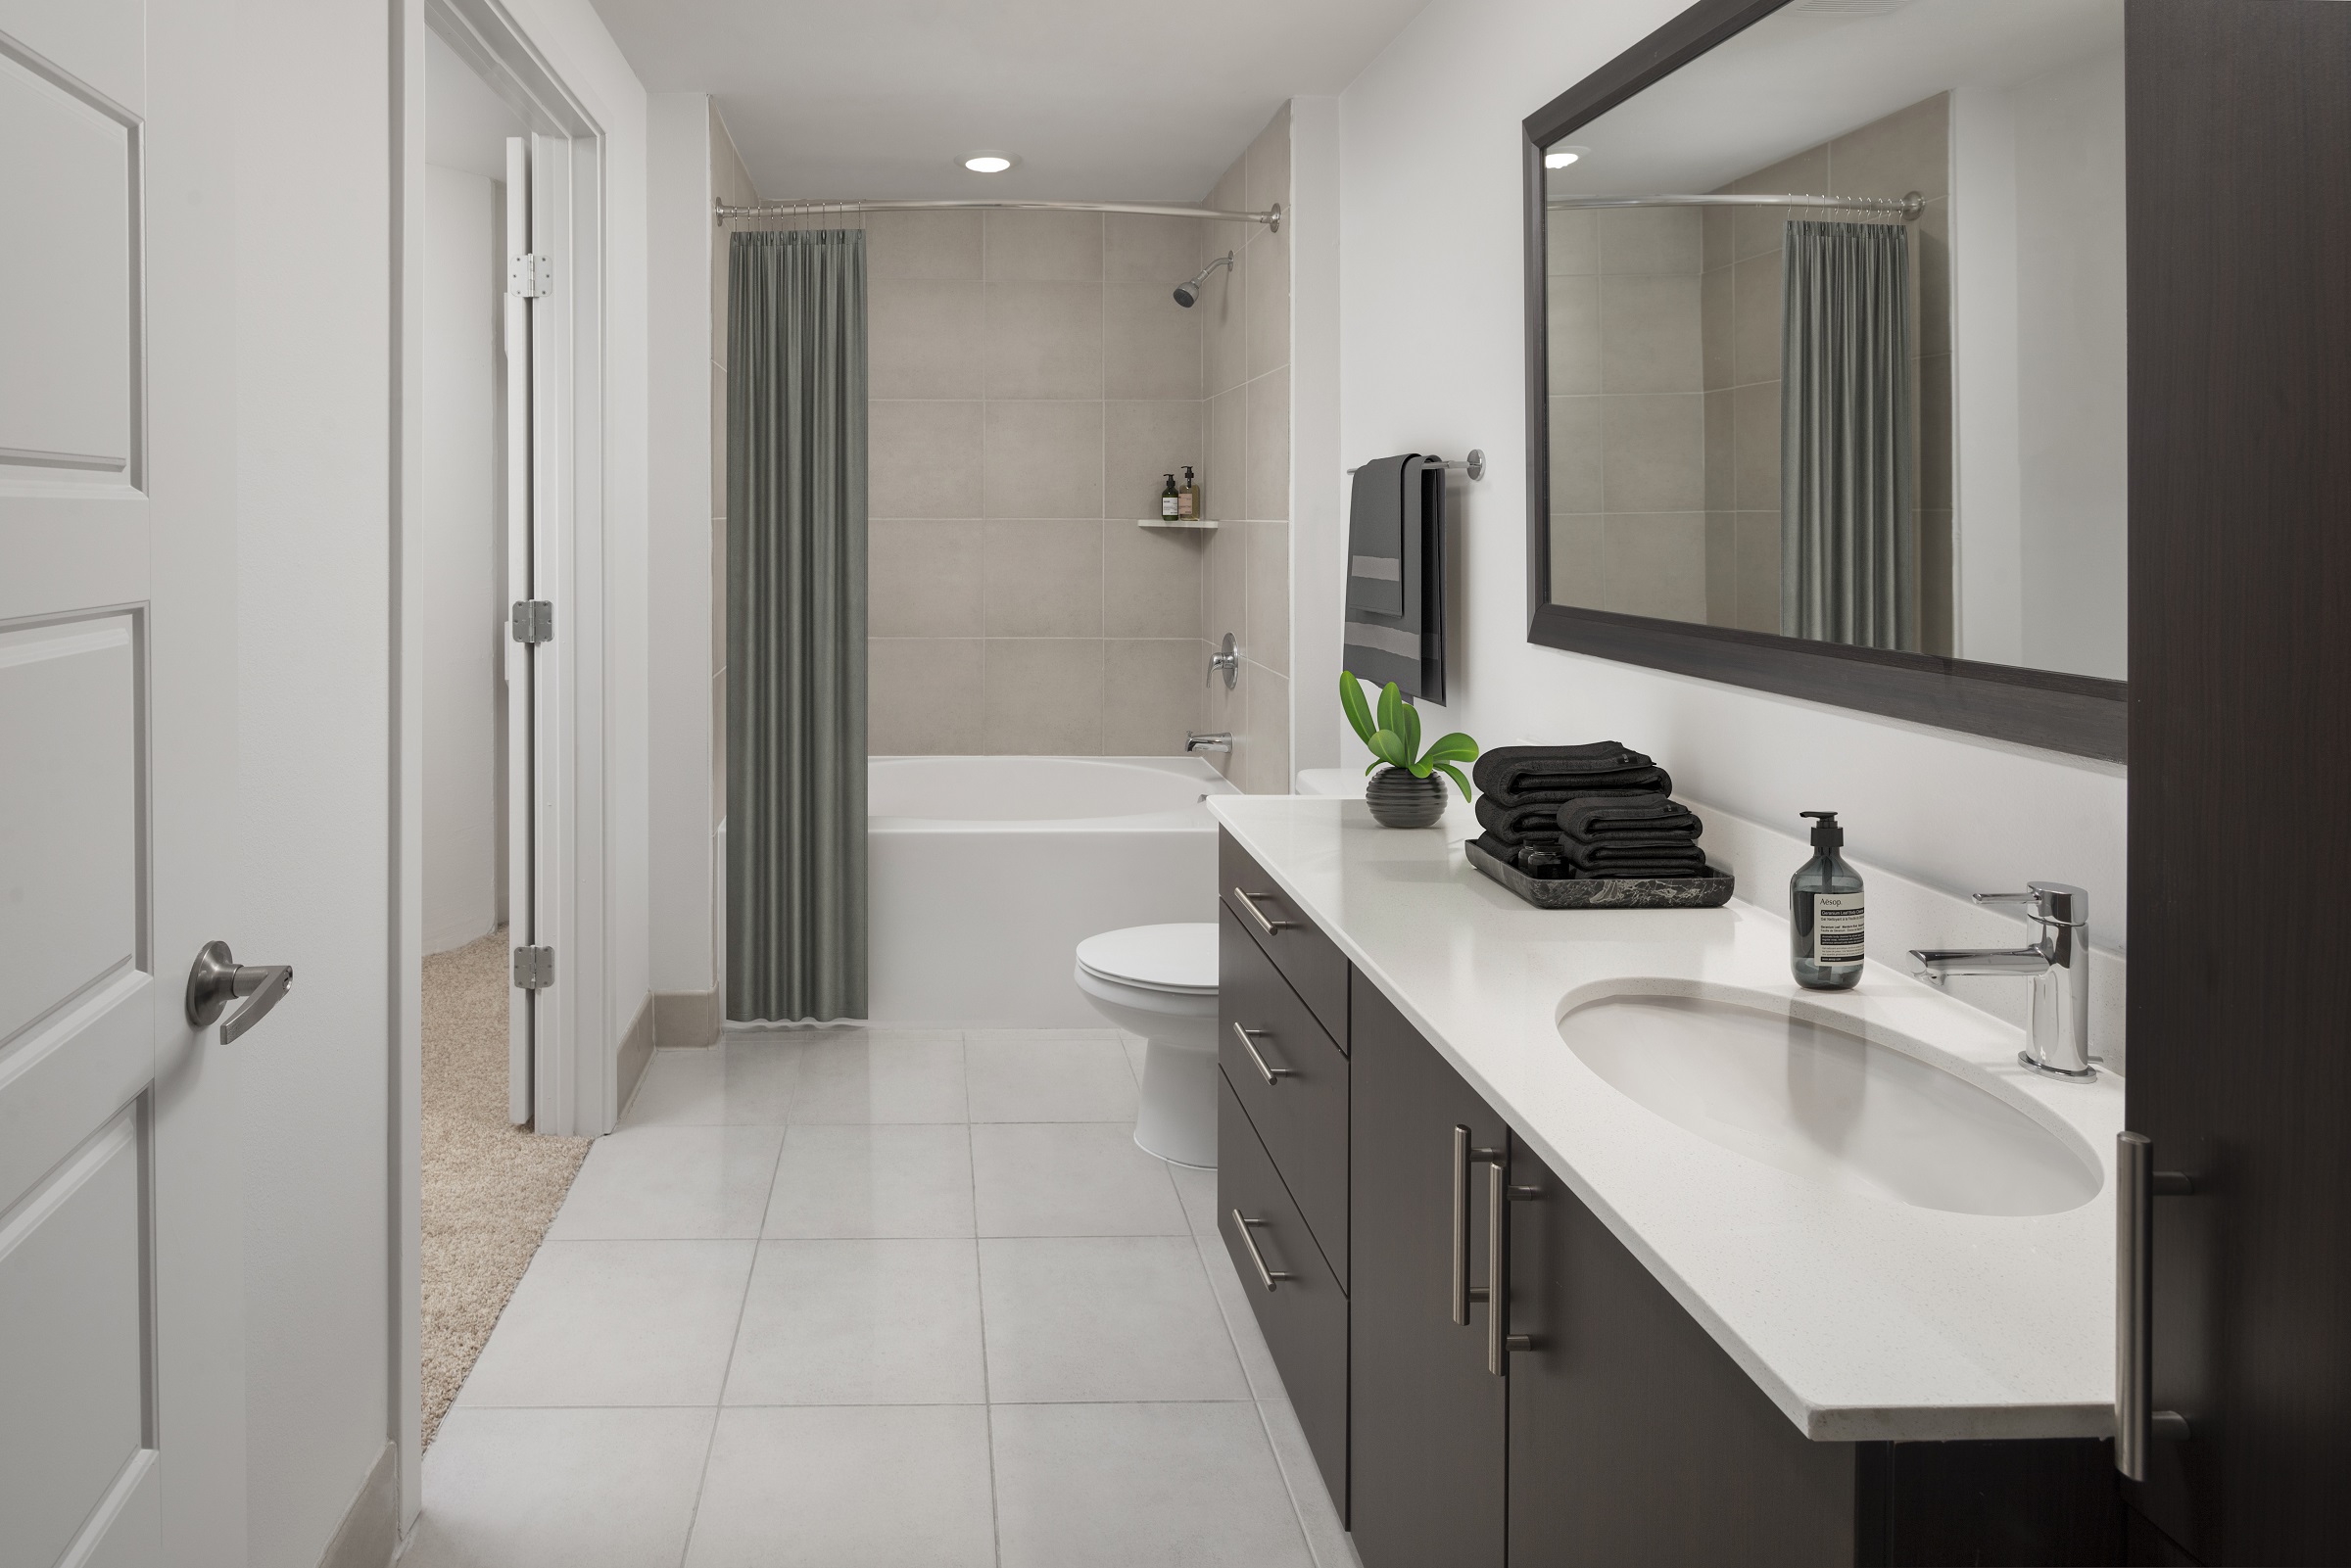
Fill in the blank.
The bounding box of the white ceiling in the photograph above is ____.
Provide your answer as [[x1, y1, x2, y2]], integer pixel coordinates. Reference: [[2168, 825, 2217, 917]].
[[585, 0, 1431, 204], [1546, 0, 2123, 197]]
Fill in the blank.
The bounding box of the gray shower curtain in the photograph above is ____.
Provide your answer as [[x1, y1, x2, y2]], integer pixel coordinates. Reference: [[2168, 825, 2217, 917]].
[[1780, 219, 1916, 650], [727, 228, 868, 1022]]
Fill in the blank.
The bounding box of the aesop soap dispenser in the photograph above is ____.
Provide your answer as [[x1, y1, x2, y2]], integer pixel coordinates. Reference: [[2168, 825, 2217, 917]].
[[1791, 810, 1864, 990]]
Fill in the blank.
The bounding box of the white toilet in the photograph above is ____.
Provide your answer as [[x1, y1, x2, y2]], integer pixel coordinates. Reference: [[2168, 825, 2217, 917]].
[[1074, 923, 1221, 1167]]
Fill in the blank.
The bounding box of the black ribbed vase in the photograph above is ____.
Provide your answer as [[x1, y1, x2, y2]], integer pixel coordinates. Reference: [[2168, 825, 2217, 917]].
[[1365, 766, 1448, 829]]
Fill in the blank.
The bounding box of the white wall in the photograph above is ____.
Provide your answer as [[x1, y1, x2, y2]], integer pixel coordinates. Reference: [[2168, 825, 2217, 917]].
[[647, 92, 717, 1002], [235, 0, 393, 1558], [422, 164, 504, 955], [1335, 0, 2128, 1048]]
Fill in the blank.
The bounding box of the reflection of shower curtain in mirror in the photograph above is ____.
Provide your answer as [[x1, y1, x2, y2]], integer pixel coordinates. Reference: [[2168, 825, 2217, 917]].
[[1780, 220, 1915, 650], [728, 228, 869, 1022]]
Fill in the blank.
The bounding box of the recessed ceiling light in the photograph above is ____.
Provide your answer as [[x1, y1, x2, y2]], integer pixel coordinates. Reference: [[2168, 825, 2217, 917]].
[[1544, 147, 1587, 170], [962, 152, 1016, 173]]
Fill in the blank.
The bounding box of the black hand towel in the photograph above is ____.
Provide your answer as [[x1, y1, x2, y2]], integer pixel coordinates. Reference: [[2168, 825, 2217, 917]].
[[1474, 794, 1572, 849], [1557, 792, 1703, 842], [1564, 838, 1710, 878], [1472, 745, 1670, 806], [1472, 742, 1652, 798], [1470, 832, 1519, 868]]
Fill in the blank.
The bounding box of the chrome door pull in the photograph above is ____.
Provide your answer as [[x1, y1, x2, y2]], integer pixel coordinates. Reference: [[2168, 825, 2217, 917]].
[[185, 941, 294, 1043], [1487, 1159, 1538, 1376], [2116, 1131, 2193, 1479], [1231, 887, 1293, 936], [1231, 1022, 1292, 1085], [1229, 1209, 1291, 1291], [1451, 1125, 1504, 1325]]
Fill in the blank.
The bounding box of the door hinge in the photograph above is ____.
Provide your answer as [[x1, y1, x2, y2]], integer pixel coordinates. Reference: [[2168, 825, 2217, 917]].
[[509, 599, 553, 643], [512, 945, 554, 989], [507, 253, 553, 298]]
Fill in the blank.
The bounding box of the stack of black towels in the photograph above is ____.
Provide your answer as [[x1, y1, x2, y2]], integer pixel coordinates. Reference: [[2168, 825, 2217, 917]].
[[1470, 742, 1708, 879]]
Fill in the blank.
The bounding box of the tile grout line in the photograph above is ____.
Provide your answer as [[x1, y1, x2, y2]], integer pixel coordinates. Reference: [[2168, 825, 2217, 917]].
[[674, 1040, 794, 1561], [960, 1030, 1008, 1568]]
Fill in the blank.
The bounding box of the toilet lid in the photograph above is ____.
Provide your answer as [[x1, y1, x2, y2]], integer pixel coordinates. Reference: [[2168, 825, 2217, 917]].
[[1075, 923, 1219, 996]]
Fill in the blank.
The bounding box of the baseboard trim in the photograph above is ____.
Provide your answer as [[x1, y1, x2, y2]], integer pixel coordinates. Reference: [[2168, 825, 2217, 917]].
[[317, 1440, 397, 1568], [617, 992, 656, 1116], [653, 988, 721, 1050]]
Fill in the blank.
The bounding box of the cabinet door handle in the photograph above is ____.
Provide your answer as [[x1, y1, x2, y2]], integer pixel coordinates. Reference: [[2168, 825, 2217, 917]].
[[2115, 1131, 2193, 1479], [1231, 887, 1294, 936], [1487, 1159, 1537, 1375], [1231, 1022, 1292, 1085], [1229, 1209, 1291, 1292], [1451, 1125, 1504, 1326]]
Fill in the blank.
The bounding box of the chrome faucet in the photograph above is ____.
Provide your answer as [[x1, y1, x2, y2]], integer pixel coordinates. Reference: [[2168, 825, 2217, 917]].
[[1909, 883, 2094, 1079], [1185, 732, 1231, 753]]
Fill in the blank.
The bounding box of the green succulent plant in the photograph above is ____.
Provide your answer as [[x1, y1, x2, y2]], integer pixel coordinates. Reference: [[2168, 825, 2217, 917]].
[[1339, 670, 1479, 801]]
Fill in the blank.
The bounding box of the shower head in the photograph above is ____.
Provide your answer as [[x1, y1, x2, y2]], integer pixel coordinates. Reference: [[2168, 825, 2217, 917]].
[[1174, 252, 1235, 308]]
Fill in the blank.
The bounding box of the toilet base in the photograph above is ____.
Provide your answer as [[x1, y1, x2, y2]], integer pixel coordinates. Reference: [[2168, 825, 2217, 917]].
[[1133, 1037, 1218, 1168]]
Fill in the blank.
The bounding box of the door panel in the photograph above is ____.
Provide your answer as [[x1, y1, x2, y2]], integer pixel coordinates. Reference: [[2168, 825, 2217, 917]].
[[1349, 971, 1506, 1568], [2126, 3, 2351, 1561], [1, 0, 248, 1560], [0, 38, 136, 489], [0, 1109, 147, 1568], [504, 134, 534, 1125]]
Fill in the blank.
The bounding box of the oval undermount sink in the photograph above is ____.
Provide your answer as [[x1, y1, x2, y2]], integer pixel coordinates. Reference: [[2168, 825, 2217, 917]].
[[1557, 991, 2100, 1216]]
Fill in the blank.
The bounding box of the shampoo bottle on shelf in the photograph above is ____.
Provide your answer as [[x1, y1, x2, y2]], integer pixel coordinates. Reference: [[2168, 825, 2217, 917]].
[[1161, 473, 1179, 520], [1790, 810, 1863, 990], [1179, 465, 1200, 521]]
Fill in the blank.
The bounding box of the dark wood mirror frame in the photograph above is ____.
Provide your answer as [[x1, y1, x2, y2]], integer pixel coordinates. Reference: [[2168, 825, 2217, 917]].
[[1520, 0, 2129, 763]]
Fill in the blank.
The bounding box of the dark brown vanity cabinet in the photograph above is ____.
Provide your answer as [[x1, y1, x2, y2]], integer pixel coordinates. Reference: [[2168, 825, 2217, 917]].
[[1216, 833, 2118, 1565]]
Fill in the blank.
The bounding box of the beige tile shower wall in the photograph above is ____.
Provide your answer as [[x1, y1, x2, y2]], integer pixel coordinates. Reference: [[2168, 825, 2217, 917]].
[[1696, 94, 1952, 647], [863, 208, 1210, 756], [1546, 206, 1708, 623], [1196, 106, 1292, 794]]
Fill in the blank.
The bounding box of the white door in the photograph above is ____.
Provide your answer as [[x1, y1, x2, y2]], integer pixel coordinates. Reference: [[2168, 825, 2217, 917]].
[[504, 134, 536, 1125], [1, 2, 253, 1564]]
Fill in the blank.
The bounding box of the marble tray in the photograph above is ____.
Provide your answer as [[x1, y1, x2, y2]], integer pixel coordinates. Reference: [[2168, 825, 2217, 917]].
[[1464, 837, 1735, 909]]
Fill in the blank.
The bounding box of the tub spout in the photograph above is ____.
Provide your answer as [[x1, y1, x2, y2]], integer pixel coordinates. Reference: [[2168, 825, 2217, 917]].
[[1186, 732, 1231, 753]]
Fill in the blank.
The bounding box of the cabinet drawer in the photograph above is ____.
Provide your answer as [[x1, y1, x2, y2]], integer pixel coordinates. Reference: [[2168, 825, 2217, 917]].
[[1219, 1069, 1348, 1523], [1221, 831, 1349, 1047], [1220, 903, 1349, 1287]]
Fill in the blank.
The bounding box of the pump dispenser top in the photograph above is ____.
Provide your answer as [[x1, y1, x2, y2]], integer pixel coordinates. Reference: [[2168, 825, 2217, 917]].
[[1801, 810, 1844, 851]]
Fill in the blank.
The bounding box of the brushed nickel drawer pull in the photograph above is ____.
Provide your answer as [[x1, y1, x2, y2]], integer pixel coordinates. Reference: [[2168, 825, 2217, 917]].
[[1232, 1022, 1292, 1085], [1451, 1125, 1504, 1326], [1229, 1209, 1291, 1291], [1232, 887, 1294, 935], [2115, 1131, 2194, 1479], [1488, 1159, 1538, 1376]]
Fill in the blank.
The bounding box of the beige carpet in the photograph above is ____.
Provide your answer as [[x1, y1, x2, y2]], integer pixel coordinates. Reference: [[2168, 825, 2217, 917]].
[[420, 926, 591, 1448]]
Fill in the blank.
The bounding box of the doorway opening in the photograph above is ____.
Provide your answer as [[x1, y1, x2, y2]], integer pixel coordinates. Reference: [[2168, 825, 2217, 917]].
[[414, 22, 587, 1449]]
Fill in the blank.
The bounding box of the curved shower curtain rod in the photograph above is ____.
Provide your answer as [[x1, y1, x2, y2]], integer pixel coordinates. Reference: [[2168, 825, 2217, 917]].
[[715, 196, 1282, 231], [1549, 190, 1924, 219]]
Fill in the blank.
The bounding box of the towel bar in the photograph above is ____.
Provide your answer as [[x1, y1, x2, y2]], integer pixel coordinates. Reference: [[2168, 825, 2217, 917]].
[[1346, 449, 1484, 481]]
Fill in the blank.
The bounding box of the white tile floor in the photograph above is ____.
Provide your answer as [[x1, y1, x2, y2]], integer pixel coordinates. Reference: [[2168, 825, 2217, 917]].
[[404, 1028, 1359, 1568]]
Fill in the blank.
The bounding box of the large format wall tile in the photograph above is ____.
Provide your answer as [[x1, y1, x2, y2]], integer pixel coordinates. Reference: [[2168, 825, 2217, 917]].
[[1106, 284, 1203, 402], [869, 519, 984, 639], [983, 640, 1107, 755], [868, 279, 986, 400], [984, 282, 1106, 401], [984, 210, 1104, 282], [1104, 523, 1204, 641], [867, 210, 984, 281], [870, 401, 984, 518], [983, 520, 1104, 638], [983, 401, 1104, 519], [1104, 640, 1207, 755], [1601, 393, 1704, 514], [1105, 400, 1205, 522], [869, 638, 985, 754]]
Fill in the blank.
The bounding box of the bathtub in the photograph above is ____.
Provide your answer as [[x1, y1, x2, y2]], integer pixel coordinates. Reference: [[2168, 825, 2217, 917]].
[[866, 755, 1241, 1026]]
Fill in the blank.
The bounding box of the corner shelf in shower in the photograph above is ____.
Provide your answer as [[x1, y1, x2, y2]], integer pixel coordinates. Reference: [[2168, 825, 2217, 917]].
[[1135, 517, 1220, 530]]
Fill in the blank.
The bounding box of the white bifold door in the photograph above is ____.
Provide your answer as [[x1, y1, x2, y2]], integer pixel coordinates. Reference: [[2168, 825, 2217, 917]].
[[1, 2, 257, 1563]]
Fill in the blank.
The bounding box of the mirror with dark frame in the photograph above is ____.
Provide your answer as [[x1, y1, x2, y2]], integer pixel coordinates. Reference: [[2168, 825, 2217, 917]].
[[1523, 0, 2128, 760]]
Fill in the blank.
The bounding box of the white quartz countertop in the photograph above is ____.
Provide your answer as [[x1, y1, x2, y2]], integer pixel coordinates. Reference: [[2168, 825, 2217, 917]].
[[1207, 793, 2123, 1443]]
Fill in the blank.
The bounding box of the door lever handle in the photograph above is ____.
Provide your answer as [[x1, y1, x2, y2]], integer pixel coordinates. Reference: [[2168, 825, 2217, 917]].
[[186, 940, 295, 1043]]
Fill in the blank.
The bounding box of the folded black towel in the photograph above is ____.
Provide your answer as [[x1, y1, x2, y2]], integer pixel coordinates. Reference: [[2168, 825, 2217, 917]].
[[1474, 794, 1571, 850], [1472, 743, 1664, 803], [1471, 832, 1519, 868], [1557, 792, 1703, 843], [1563, 838, 1708, 877]]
